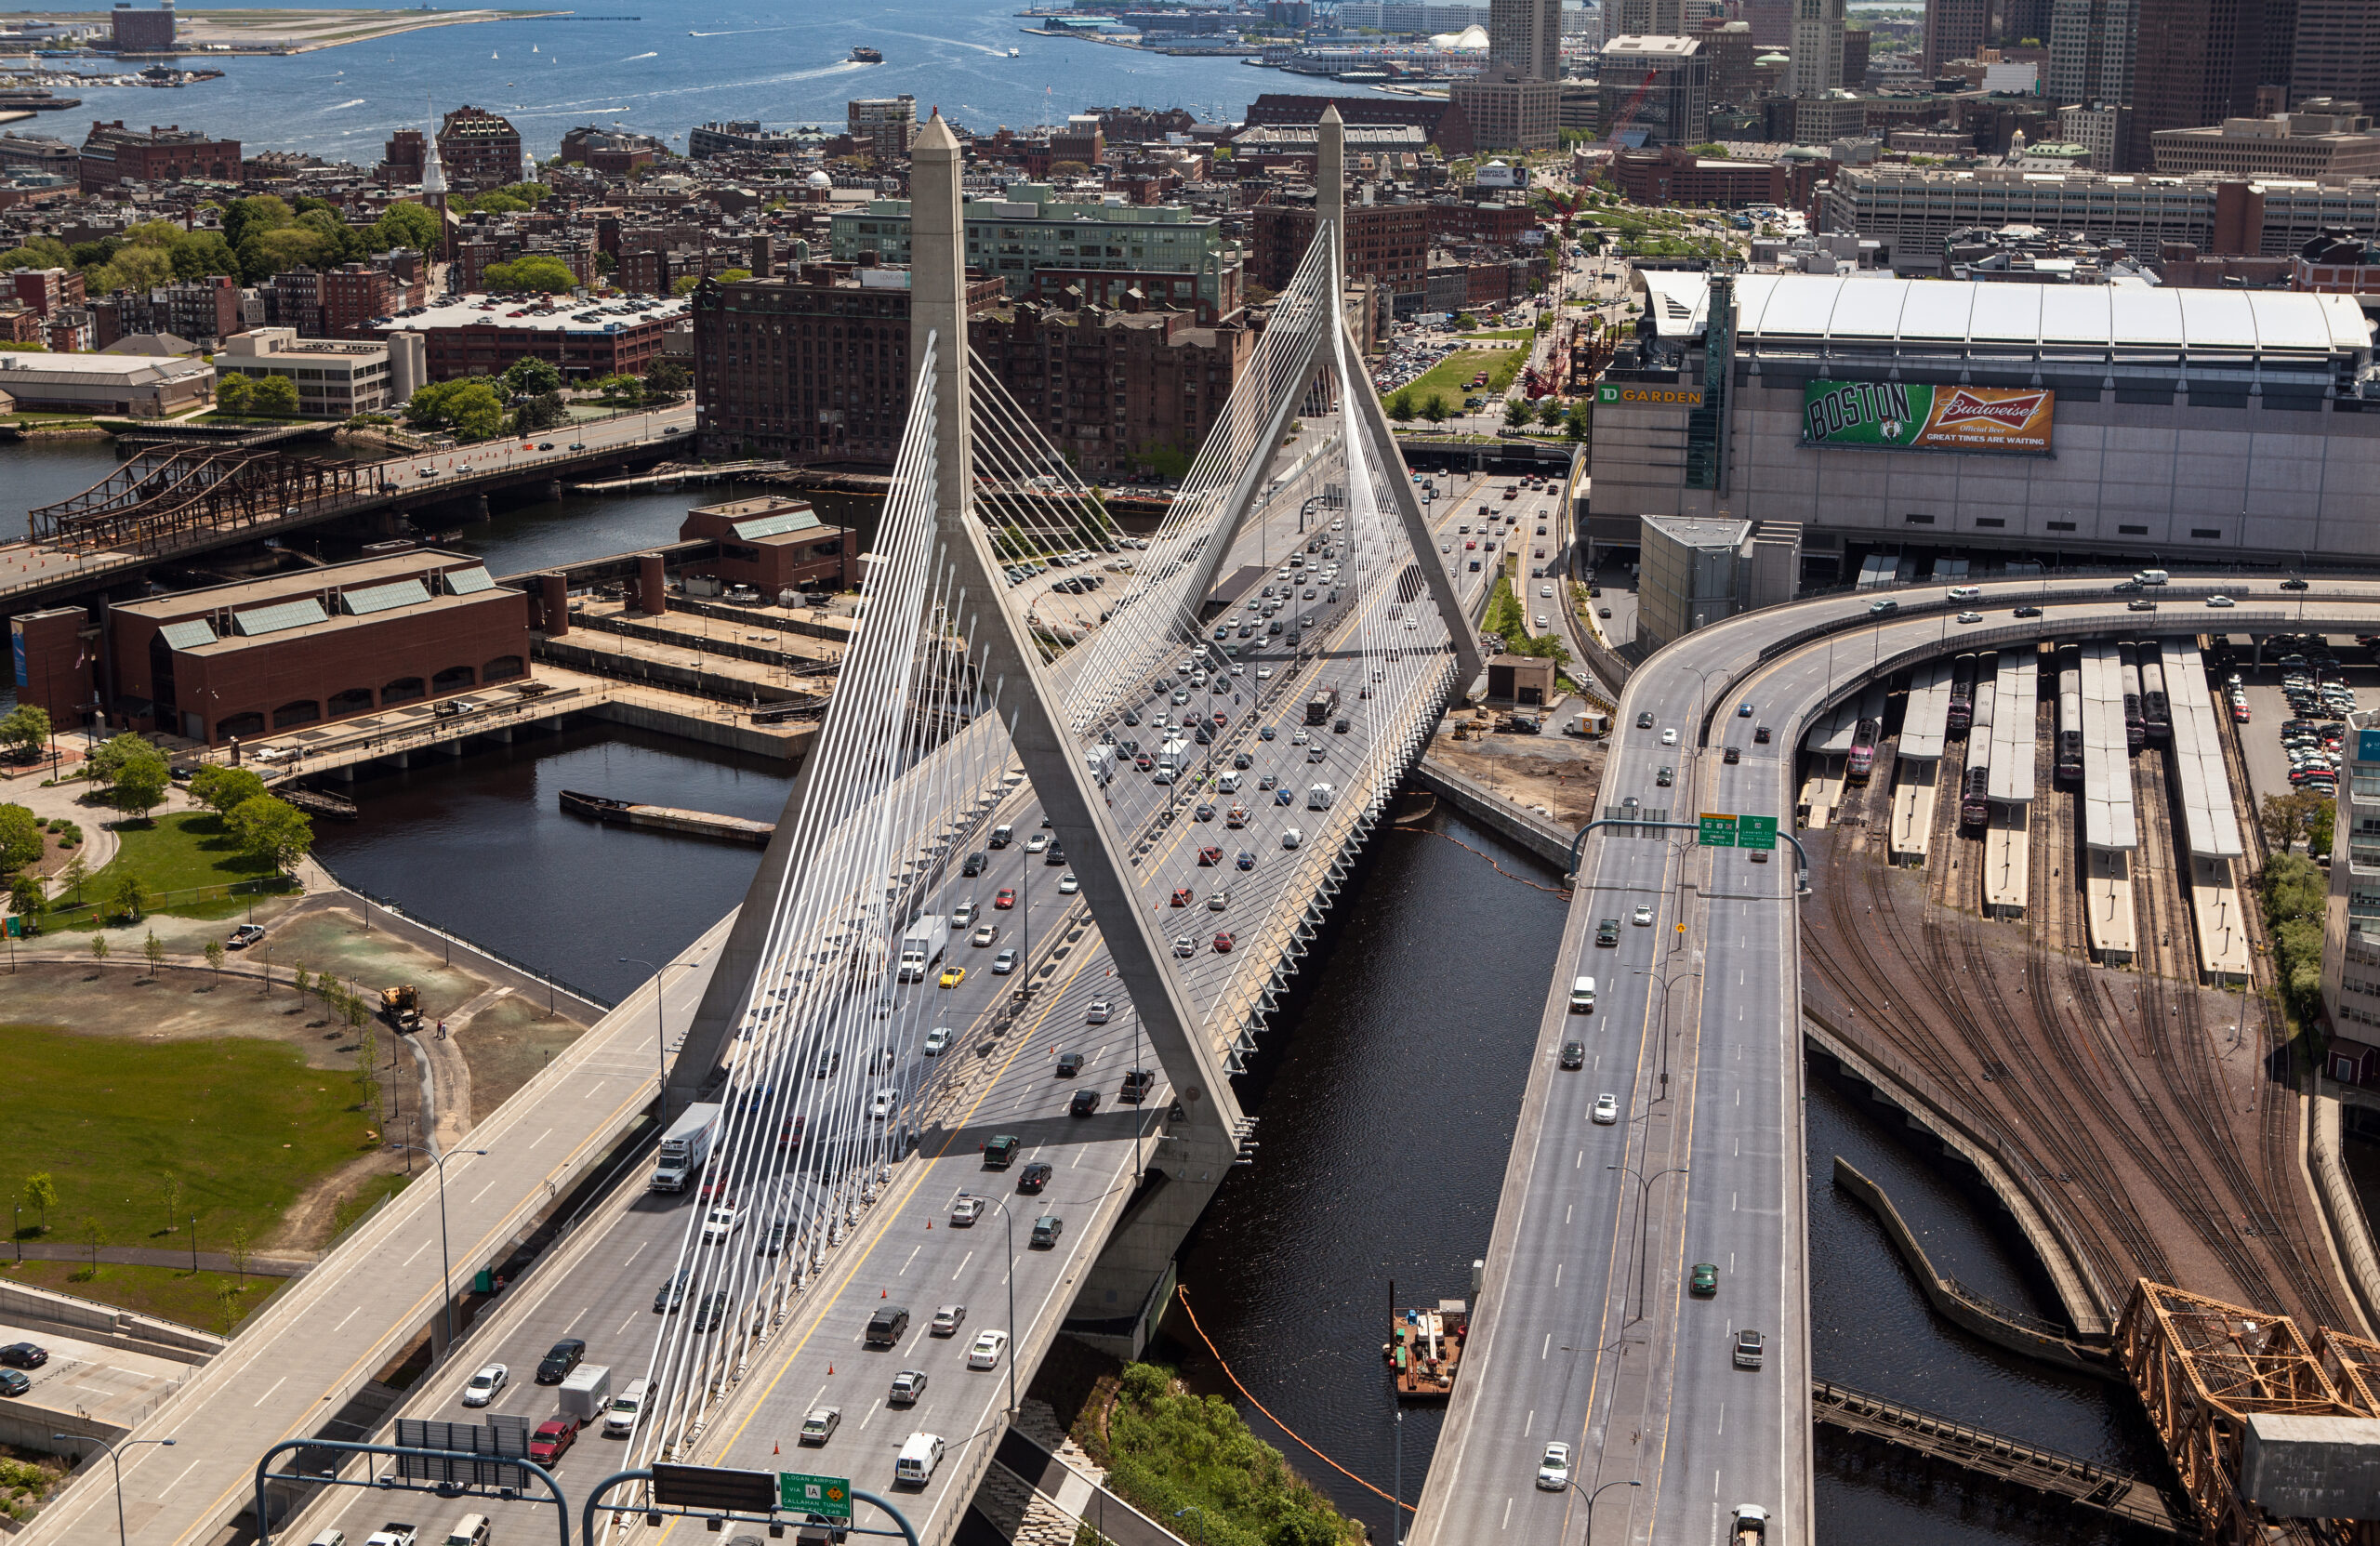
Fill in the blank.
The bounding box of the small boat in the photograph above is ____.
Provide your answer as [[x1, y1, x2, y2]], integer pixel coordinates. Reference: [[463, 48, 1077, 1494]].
[[1007, 46, 1019, 56], [849, 45, 882, 62]]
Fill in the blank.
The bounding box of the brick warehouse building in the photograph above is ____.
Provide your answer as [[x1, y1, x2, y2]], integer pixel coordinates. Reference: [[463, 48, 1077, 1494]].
[[678, 496, 859, 595], [374, 294, 688, 383], [79, 120, 239, 192], [96, 552, 530, 744], [970, 298, 1253, 482], [1251, 199, 1430, 307]]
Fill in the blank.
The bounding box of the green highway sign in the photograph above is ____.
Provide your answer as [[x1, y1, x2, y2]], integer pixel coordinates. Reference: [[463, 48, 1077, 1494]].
[[1698, 813, 1738, 848], [779, 1472, 853, 1520], [1738, 814, 1778, 851]]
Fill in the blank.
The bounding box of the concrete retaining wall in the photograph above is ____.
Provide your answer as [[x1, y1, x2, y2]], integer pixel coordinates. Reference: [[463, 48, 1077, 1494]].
[[0, 1278, 221, 1363], [2308, 1093, 2380, 1339], [587, 699, 815, 761], [1408, 756, 1574, 868]]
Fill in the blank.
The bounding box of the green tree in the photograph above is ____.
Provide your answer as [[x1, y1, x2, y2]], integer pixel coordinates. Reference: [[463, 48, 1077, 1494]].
[[370, 200, 443, 255], [1502, 398, 1531, 428], [404, 377, 507, 442], [0, 703, 48, 761], [715, 267, 751, 284], [142, 929, 165, 978], [76, 1214, 102, 1274], [60, 852, 87, 905], [2263, 789, 2327, 852], [21, 1172, 56, 1234], [502, 355, 564, 398], [1536, 398, 1566, 429], [188, 763, 267, 819], [643, 359, 690, 399], [0, 804, 40, 872], [1386, 390, 1417, 423], [1564, 403, 1591, 442], [1420, 392, 1452, 423], [248, 374, 301, 416], [2311, 797, 2337, 861], [483, 255, 578, 294], [112, 874, 149, 923], [228, 1221, 252, 1282], [228, 793, 314, 876], [591, 373, 642, 406], [670, 273, 702, 297], [219, 194, 293, 253], [205, 936, 226, 984], [512, 392, 569, 433], [8, 870, 41, 921], [89, 732, 169, 822], [213, 371, 255, 415]]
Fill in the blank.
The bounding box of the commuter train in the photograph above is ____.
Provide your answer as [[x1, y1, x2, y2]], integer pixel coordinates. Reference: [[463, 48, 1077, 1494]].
[[1846, 717, 1881, 782], [2056, 650, 2083, 783], [1960, 764, 1991, 827], [2119, 645, 2145, 752], [1946, 654, 1977, 736], [2140, 654, 2171, 743]]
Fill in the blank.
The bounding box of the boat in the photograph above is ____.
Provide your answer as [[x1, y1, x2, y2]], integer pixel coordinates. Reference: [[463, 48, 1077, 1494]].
[[1384, 1286, 1468, 1399], [849, 45, 882, 62], [281, 786, 359, 823], [1007, 46, 1019, 56], [559, 789, 774, 845]]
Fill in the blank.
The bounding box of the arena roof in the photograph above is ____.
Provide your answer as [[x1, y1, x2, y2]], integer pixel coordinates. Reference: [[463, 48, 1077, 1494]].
[[1634, 272, 2373, 360]]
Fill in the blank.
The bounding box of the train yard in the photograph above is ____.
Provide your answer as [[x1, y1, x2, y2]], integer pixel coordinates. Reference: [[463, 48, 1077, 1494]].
[[1797, 631, 2354, 1344]]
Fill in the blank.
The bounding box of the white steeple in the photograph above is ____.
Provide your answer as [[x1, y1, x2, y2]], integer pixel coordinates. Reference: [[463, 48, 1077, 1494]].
[[421, 94, 448, 197]]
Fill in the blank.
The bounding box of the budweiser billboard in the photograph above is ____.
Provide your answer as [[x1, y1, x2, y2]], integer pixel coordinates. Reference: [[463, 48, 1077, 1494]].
[[1800, 379, 2055, 455]]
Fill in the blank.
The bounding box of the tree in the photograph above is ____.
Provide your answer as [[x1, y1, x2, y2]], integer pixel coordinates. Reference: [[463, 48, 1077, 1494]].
[[143, 929, 165, 978], [220, 194, 293, 254], [8, 871, 41, 922], [715, 267, 751, 285], [0, 703, 46, 761], [1386, 390, 1417, 422], [370, 200, 442, 255], [159, 1173, 181, 1236], [502, 355, 564, 399], [670, 273, 702, 297], [205, 937, 226, 985], [21, 1173, 55, 1234], [0, 804, 39, 872], [1420, 392, 1452, 423], [1536, 398, 1566, 429], [249, 374, 301, 416], [643, 359, 690, 399], [512, 392, 569, 433], [228, 1221, 252, 1283], [213, 371, 254, 415], [89, 932, 108, 968], [89, 732, 169, 820], [1502, 399, 1531, 428], [1565, 403, 1591, 443], [113, 874, 149, 923], [2263, 789, 2328, 852], [403, 377, 507, 442], [76, 1215, 101, 1275], [483, 255, 578, 294], [189, 763, 267, 819], [229, 794, 314, 876], [2311, 797, 2337, 861]]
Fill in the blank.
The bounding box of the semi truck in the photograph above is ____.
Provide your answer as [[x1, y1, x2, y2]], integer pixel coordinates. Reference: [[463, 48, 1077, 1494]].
[[1305, 686, 1340, 726], [896, 917, 951, 983], [558, 1364, 613, 1422], [1085, 745, 1117, 786], [649, 1103, 722, 1193]]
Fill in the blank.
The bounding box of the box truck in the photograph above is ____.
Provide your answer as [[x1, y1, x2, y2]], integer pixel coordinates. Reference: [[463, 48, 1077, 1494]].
[[649, 1103, 721, 1192]]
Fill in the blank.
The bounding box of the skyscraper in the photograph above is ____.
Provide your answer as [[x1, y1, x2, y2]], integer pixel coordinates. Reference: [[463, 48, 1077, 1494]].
[[1788, 0, 1845, 96], [1489, 0, 1562, 79], [2291, 0, 2380, 111], [1923, 0, 1989, 75], [2047, 0, 2135, 105], [2127, 0, 2265, 170]]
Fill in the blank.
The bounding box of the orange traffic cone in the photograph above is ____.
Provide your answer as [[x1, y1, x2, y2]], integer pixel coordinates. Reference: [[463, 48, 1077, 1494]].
[[881, 1288, 887, 1297], [774, 1442, 781, 1455], [926, 1220, 932, 1228]]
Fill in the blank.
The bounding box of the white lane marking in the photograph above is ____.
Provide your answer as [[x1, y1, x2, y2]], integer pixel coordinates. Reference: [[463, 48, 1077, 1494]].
[[250, 1375, 286, 1407], [1733, 1193, 1738, 1211], [165, 1455, 205, 1493], [1565, 1204, 1573, 1224], [1540, 1333, 1550, 1360], [1501, 1499, 1514, 1531], [1717, 1402, 1726, 1435], [858, 1397, 883, 1431], [403, 1236, 433, 1267], [1554, 1262, 1562, 1286], [616, 1312, 637, 1337], [1524, 1410, 1534, 1437], [1575, 1149, 1582, 1169], [899, 1245, 920, 1275], [469, 1175, 501, 1204], [333, 1305, 364, 1333], [532, 1126, 553, 1147], [951, 1250, 974, 1280]]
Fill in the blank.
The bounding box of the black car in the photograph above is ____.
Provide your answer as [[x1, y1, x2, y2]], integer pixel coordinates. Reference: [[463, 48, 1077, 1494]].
[[1724, 747, 1740, 764], [2013, 605, 2043, 619], [1753, 726, 1772, 744], [759, 1218, 791, 1256], [654, 1271, 691, 1314], [1635, 711, 1654, 729], [1233, 752, 1253, 770], [1056, 1051, 1084, 1077], [1559, 1041, 1586, 1069], [694, 1292, 728, 1332], [1069, 1089, 1102, 1117], [2282, 577, 2310, 590], [0, 1343, 45, 1369], [961, 852, 987, 877], [0, 1368, 27, 1398], [1017, 1162, 1054, 1194], [536, 1338, 587, 1384]]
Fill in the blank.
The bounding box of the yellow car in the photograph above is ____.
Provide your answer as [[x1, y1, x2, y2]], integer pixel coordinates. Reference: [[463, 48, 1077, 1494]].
[[939, 965, 967, 989]]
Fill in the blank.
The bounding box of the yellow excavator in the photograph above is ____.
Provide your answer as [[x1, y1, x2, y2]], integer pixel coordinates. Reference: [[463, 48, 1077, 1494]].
[[380, 984, 422, 1033]]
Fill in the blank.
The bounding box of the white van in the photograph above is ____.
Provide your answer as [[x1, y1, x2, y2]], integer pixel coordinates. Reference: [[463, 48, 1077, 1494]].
[[444, 1517, 492, 1546], [1307, 783, 1335, 810], [1945, 585, 1981, 601], [895, 1432, 945, 1487], [603, 1377, 652, 1438], [1569, 975, 1597, 1013], [1282, 827, 1303, 849], [2134, 568, 2169, 586], [308, 1532, 348, 1546]]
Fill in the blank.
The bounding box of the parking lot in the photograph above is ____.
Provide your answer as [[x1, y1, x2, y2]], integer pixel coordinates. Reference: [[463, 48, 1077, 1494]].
[[2215, 632, 2371, 820]]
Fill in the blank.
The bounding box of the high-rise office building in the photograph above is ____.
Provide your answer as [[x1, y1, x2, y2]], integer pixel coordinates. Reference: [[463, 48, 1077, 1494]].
[[1924, 0, 1990, 74], [2127, 0, 2266, 171], [1788, 0, 1845, 96], [2047, 0, 2135, 105], [2290, 0, 2380, 112], [1997, 0, 2054, 45], [1489, 0, 1562, 79]]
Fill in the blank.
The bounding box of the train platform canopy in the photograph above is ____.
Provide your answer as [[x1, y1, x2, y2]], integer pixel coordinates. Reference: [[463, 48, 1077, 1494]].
[[2161, 638, 2245, 861], [1900, 658, 1951, 761], [1989, 653, 2036, 805], [2081, 642, 2138, 852]]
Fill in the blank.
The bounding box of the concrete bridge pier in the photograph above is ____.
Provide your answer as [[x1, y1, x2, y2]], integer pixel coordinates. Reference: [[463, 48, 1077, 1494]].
[[545, 480, 563, 502], [470, 493, 491, 522], [328, 764, 355, 783], [1064, 1123, 1238, 1359]]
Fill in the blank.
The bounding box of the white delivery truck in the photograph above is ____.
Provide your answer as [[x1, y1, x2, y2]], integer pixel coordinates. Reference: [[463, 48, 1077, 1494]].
[[650, 1103, 722, 1192], [1085, 745, 1117, 786], [603, 1378, 652, 1437], [558, 1364, 612, 1422], [897, 917, 951, 983], [1307, 782, 1335, 810]]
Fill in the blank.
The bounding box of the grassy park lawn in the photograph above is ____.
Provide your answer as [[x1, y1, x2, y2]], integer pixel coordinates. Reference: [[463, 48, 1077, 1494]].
[[0, 1021, 386, 1261], [1396, 347, 1525, 408], [42, 810, 286, 925], [1, 1260, 286, 1334]]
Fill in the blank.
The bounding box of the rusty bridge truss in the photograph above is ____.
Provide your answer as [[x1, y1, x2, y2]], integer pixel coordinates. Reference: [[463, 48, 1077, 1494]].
[[26, 444, 367, 556]]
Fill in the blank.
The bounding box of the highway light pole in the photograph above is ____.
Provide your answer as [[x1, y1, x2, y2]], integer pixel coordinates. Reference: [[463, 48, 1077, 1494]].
[[1606, 1164, 1687, 1324], [398, 1143, 488, 1357], [1568, 1477, 1639, 1544], [56, 1433, 174, 1546], [616, 956, 669, 1095]]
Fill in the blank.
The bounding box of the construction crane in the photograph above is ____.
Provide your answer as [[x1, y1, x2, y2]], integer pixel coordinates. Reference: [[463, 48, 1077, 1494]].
[[1602, 68, 1659, 149]]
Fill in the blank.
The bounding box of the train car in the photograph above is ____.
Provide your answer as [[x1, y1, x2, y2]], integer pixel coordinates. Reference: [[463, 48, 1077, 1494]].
[[1846, 718, 1881, 783], [2140, 654, 2171, 742], [2056, 652, 2083, 783], [2119, 647, 2145, 752], [1946, 654, 1977, 735], [1960, 764, 1990, 826]]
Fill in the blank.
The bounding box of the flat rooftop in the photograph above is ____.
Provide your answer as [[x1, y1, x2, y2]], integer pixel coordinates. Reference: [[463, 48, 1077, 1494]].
[[375, 293, 689, 336]]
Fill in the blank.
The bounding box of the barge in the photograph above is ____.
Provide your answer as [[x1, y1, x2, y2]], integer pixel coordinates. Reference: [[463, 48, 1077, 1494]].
[[560, 788, 774, 845], [1386, 1296, 1468, 1398]]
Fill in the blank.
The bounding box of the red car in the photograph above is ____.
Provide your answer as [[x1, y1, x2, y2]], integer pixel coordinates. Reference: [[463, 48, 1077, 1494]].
[[700, 1179, 734, 1203], [1210, 712, 1227, 727], [1170, 886, 1193, 907], [995, 889, 1016, 909], [1134, 754, 1154, 770], [1197, 846, 1223, 866], [1213, 932, 1236, 953], [529, 1415, 579, 1465]]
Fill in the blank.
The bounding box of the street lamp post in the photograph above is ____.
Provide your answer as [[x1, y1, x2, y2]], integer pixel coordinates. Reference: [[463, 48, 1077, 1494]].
[[1173, 1507, 1205, 1546], [55, 1434, 175, 1546], [986, 1198, 1021, 1419], [1606, 1164, 1688, 1322], [616, 956, 669, 1094], [1568, 1478, 1641, 1543], [396, 1143, 488, 1356]]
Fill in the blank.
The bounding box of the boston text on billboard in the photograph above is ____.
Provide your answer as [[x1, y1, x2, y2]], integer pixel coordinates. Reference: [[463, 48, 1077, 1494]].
[[1799, 378, 2056, 456]]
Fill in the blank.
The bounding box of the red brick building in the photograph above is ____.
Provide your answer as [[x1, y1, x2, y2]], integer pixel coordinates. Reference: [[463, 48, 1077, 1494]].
[[377, 293, 688, 384], [8, 266, 84, 318], [1610, 146, 1792, 208], [435, 106, 524, 192], [78, 121, 239, 192], [1251, 199, 1429, 301], [678, 496, 858, 594], [100, 552, 530, 744]]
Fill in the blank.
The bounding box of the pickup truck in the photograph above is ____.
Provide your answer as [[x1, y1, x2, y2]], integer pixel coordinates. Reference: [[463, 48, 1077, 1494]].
[[365, 1526, 418, 1546], [1731, 1504, 1767, 1543]]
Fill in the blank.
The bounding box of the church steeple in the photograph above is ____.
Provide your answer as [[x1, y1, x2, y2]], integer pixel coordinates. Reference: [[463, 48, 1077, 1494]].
[[421, 94, 450, 259]]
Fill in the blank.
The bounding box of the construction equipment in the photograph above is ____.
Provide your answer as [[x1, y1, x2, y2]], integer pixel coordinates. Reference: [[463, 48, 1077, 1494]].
[[380, 984, 421, 1033]]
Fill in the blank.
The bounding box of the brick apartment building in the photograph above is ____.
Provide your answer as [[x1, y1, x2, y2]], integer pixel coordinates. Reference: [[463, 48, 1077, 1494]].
[[375, 294, 688, 383], [78, 121, 240, 192], [1611, 146, 1794, 206], [1251, 198, 1429, 303], [436, 106, 524, 192], [95, 552, 529, 744], [88, 273, 241, 349], [8, 266, 85, 318]]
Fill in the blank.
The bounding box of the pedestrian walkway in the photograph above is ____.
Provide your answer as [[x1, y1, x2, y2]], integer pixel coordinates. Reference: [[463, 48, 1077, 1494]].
[[4, 1240, 308, 1278]]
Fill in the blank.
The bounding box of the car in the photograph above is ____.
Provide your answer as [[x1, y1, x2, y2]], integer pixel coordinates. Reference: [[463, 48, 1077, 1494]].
[[1754, 726, 1772, 744], [2207, 594, 2236, 607], [1013, 1160, 1056, 1196], [1171, 886, 1194, 907], [0, 1343, 47, 1370], [1057, 872, 1081, 896], [1634, 709, 1654, 730], [2282, 576, 2310, 590], [1213, 932, 1236, 953], [1119, 1068, 1157, 1104], [2013, 605, 2043, 618], [530, 1415, 580, 1465], [1659, 727, 1678, 746], [1690, 1262, 1719, 1297], [1025, 833, 1051, 853], [1957, 611, 1982, 624], [1197, 845, 1224, 867], [939, 966, 967, 989], [462, 1363, 508, 1407], [994, 888, 1016, 909], [1559, 1041, 1585, 1069], [654, 1270, 691, 1313], [1259, 725, 1276, 742], [923, 1025, 955, 1058], [971, 924, 998, 947], [968, 1329, 1010, 1369], [1054, 1050, 1086, 1079], [1195, 803, 1216, 823], [1737, 702, 1753, 718], [1174, 934, 1197, 958], [1633, 905, 1654, 926], [1734, 1329, 1766, 1368], [890, 1370, 928, 1407], [226, 923, 267, 950], [693, 1291, 728, 1332], [1031, 1213, 1064, 1247], [702, 1206, 742, 1244], [2127, 598, 2158, 612], [0, 1369, 27, 1398], [932, 1304, 967, 1338], [1070, 1089, 1102, 1117], [1656, 765, 1673, 786], [1593, 1092, 1620, 1124], [536, 1338, 587, 1384], [1235, 850, 1258, 872], [992, 948, 1018, 974], [1536, 1442, 1573, 1491]]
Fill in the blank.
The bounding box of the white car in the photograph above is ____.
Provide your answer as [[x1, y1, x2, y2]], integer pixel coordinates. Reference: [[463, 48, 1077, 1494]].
[[950, 1194, 984, 1225], [2207, 594, 2236, 608], [1956, 611, 1982, 624], [1257, 666, 1274, 680], [1632, 905, 1653, 926], [1536, 1441, 1572, 1491], [924, 1025, 955, 1057], [462, 1363, 508, 1407], [1292, 729, 1310, 746], [869, 1087, 899, 1120], [1058, 874, 1079, 895], [951, 901, 978, 928], [1535, 614, 1548, 628], [1087, 999, 1112, 1024], [701, 1207, 742, 1244], [972, 924, 998, 947], [1025, 833, 1051, 854], [1593, 1093, 1620, 1125], [1659, 727, 1678, 746], [1282, 827, 1303, 850], [1174, 935, 1197, 958], [967, 1329, 1010, 1369]]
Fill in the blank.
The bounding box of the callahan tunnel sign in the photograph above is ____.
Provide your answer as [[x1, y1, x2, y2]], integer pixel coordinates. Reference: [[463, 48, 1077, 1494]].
[[1801, 380, 2055, 456]]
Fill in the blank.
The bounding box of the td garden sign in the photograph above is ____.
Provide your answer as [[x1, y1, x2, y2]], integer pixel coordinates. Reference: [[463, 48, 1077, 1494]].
[[1801, 379, 2055, 456]]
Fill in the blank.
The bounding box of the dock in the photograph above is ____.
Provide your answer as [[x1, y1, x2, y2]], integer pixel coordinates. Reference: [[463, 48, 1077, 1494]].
[[559, 788, 774, 844], [1387, 1299, 1469, 1399]]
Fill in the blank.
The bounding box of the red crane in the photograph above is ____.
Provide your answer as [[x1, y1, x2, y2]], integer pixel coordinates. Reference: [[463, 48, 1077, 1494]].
[[1603, 68, 1659, 148]]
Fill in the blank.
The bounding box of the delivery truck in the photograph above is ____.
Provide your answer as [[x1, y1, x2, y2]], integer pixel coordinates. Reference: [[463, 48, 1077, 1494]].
[[896, 917, 951, 983], [558, 1364, 612, 1423], [649, 1102, 721, 1192]]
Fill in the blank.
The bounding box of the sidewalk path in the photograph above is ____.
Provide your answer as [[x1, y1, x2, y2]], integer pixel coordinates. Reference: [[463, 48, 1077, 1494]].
[[5, 1240, 310, 1277]]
